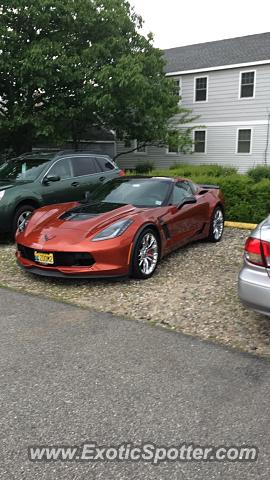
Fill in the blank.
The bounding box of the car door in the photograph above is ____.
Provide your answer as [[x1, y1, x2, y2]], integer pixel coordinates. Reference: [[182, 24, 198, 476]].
[[162, 181, 208, 250], [40, 157, 82, 205], [70, 155, 104, 199]]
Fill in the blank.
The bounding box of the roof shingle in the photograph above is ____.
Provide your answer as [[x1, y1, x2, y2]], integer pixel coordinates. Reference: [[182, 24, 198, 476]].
[[164, 32, 270, 73]]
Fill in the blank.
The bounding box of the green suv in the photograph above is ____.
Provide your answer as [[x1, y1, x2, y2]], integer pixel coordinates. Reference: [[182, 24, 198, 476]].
[[0, 151, 124, 235]]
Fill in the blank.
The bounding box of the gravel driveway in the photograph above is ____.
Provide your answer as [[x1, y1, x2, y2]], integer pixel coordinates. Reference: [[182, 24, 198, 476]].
[[1, 228, 270, 357]]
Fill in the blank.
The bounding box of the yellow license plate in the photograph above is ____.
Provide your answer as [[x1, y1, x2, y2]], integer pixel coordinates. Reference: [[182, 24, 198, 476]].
[[34, 251, 54, 265]]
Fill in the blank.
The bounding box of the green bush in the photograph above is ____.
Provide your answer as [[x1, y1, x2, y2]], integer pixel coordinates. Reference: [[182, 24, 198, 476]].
[[192, 175, 270, 223], [247, 165, 270, 183], [135, 161, 154, 174], [167, 163, 237, 178]]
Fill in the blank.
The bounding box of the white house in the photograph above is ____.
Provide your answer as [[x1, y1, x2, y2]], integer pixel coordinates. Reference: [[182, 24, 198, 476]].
[[116, 32, 270, 173]]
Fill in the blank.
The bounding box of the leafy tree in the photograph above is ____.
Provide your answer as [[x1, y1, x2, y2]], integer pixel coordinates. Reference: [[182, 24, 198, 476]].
[[0, 0, 195, 155]]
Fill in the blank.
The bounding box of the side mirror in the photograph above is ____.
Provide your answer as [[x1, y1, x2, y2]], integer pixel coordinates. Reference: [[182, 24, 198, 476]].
[[177, 196, 197, 209], [43, 175, 61, 185]]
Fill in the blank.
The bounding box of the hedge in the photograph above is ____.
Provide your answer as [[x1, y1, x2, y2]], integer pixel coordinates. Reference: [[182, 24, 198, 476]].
[[132, 164, 270, 224]]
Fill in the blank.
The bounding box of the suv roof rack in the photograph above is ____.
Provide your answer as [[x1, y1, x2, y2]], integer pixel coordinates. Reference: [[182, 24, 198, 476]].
[[55, 149, 111, 156]]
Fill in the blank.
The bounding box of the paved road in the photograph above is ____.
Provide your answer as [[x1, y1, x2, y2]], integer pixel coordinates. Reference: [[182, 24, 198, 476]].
[[1, 288, 270, 479]]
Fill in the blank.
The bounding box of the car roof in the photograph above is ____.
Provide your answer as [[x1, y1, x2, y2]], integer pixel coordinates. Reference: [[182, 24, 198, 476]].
[[123, 176, 173, 182], [122, 176, 189, 183]]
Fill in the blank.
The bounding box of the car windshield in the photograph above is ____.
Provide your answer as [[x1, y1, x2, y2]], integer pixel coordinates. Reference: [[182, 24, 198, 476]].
[[0, 157, 51, 182], [91, 178, 171, 208]]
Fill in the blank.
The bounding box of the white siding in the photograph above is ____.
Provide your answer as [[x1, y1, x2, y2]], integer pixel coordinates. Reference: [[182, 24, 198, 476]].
[[115, 63, 270, 172], [180, 64, 270, 123]]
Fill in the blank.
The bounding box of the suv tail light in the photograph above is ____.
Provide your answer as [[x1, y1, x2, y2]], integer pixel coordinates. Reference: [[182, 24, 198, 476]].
[[119, 169, 125, 177], [244, 237, 270, 267]]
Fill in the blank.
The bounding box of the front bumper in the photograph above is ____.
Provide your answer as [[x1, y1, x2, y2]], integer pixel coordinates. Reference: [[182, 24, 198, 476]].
[[238, 262, 270, 316], [16, 240, 131, 279]]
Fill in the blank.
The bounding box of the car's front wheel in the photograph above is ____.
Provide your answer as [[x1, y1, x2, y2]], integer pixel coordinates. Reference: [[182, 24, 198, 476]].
[[131, 228, 160, 279], [208, 206, 224, 242], [13, 205, 35, 237]]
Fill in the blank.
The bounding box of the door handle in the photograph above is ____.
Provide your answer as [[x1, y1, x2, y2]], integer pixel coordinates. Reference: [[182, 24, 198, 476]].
[[71, 182, 79, 187], [99, 176, 105, 182]]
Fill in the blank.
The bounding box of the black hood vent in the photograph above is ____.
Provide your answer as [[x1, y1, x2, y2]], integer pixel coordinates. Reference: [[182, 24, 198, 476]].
[[59, 202, 126, 221]]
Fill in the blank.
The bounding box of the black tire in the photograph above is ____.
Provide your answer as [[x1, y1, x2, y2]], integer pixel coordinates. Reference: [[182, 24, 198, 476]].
[[12, 204, 35, 237], [131, 228, 160, 279], [207, 206, 224, 243]]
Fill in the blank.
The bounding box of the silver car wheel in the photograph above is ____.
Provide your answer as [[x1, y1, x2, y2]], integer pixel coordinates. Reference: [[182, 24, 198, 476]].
[[213, 208, 224, 240], [17, 211, 32, 230], [138, 233, 159, 276]]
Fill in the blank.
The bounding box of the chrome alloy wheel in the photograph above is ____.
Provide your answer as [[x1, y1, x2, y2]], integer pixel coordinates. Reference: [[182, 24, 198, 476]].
[[138, 233, 159, 276], [17, 211, 32, 230], [213, 208, 224, 240]]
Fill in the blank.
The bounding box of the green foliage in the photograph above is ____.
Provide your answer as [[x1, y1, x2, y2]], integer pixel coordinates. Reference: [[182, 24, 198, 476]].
[[135, 161, 154, 174], [0, 0, 189, 154], [247, 165, 270, 183], [168, 163, 237, 177], [135, 164, 270, 223]]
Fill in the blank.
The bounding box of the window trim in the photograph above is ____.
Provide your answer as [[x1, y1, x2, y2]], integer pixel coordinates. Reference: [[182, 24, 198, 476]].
[[133, 140, 147, 155], [238, 70, 256, 100], [193, 129, 207, 154], [236, 128, 253, 155], [194, 75, 208, 103]]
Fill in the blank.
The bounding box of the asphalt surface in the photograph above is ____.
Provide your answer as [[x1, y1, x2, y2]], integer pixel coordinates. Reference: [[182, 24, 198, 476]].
[[1, 288, 270, 480]]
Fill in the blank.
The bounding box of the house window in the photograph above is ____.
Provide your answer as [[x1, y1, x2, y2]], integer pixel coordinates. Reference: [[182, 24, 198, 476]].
[[134, 140, 147, 154], [240, 71, 255, 98], [237, 129, 252, 154], [168, 144, 179, 154], [194, 130, 206, 153], [174, 79, 181, 97], [195, 77, 208, 102], [167, 132, 179, 154]]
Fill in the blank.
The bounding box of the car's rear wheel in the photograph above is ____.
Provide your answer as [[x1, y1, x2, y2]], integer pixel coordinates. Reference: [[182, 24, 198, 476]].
[[13, 205, 35, 237], [208, 206, 224, 242], [131, 228, 160, 279]]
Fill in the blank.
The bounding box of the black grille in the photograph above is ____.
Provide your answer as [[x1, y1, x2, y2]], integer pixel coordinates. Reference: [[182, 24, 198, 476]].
[[17, 244, 95, 267]]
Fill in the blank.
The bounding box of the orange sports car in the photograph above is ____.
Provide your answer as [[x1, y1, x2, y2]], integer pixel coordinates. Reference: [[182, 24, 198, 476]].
[[16, 176, 225, 280]]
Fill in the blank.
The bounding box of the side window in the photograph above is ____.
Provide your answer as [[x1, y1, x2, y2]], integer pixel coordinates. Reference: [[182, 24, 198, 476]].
[[96, 157, 115, 172], [182, 181, 194, 196], [71, 156, 99, 177], [172, 182, 192, 205], [48, 158, 72, 180]]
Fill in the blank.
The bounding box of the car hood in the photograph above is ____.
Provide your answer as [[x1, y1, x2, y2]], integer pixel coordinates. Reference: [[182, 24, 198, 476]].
[[21, 202, 153, 246], [0, 180, 32, 190], [0, 180, 17, 190]]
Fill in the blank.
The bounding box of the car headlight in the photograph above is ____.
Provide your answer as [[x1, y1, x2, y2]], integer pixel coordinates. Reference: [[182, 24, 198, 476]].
[[91, 219, 133, 241], [0, 190, 5, 201]]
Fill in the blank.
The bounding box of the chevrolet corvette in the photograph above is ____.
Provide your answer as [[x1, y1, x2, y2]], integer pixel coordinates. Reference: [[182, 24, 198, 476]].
[[16, 176, 224, 280]]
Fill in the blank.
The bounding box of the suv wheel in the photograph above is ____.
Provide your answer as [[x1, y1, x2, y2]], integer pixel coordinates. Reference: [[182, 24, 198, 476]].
[[13, 205, 35, 237]]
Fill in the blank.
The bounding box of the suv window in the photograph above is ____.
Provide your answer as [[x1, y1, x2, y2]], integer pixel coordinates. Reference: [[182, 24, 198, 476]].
[[96, 156, 115, 172], [71, 156, 98, 177], [172, 182, 192, 205], [48, 158, 72, 180]]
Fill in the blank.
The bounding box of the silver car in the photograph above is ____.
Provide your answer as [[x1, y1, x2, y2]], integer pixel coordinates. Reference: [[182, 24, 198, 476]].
[[238, 216, 270, 316]]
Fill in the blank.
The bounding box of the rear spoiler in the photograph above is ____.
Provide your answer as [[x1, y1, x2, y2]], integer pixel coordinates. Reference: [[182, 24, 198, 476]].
[[198, 184, 220, 190]]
